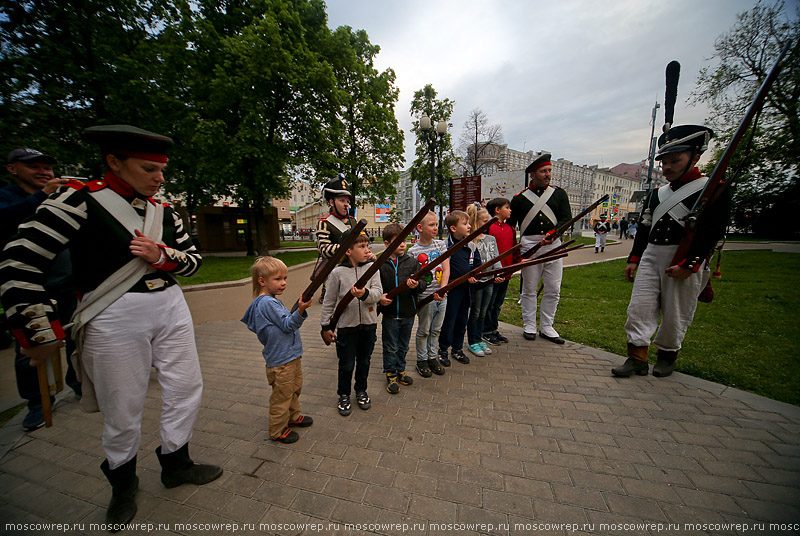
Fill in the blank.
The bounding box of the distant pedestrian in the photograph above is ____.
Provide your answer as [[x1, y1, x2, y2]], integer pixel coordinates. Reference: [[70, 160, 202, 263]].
[[628, 220, 638, 239], [620, 217, 629, 239], [241, 256, 313, 444], [593, 214, 610, 253]]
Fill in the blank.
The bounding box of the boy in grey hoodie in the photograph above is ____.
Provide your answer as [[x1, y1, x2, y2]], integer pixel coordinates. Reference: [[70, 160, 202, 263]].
[[321, 231, 382, 416], [242, 257, 313, 443]]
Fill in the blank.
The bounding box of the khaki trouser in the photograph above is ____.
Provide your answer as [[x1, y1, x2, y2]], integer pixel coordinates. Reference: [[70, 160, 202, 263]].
[[265, 357, 303, 439]]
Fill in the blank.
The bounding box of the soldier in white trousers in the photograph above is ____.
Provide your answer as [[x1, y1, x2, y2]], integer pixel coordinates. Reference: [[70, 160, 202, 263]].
[[614, 124, 730, 378], [509, 153, 572, 344], [0, 125, 222, 531]]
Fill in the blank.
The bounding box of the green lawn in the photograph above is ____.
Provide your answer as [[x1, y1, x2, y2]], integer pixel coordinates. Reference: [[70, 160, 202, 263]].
[[499, 251, 800, 406], [279, 240, 316, 248], [176, 250, 318, 286]]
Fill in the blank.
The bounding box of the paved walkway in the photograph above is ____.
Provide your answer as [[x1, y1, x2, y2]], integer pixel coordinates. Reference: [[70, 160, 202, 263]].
[[1, 244, 799, 535]]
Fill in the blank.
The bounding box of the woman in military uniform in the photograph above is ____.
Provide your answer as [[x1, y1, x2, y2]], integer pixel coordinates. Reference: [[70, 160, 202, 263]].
[[0, 125, 222, 529]]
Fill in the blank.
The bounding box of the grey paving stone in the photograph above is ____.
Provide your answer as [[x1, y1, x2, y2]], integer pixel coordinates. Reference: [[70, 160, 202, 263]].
[[2, 315, 798, 531], [553, 483, 608, 511]]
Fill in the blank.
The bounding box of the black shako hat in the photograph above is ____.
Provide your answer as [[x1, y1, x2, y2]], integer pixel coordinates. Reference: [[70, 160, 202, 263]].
[[323, 173, 353, 201], [525, 153, 552, 177], [7, 148, 56, 165], [655, 125, 713, 160], [83, 125, 173, 163]]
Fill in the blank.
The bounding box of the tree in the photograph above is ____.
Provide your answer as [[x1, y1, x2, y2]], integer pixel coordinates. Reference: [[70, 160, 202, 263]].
[[0, 0, 177, 171], [691, 1, 799, 237], [457, 108, 504, 177], [321, 27, 405, 213], [188, 0, 337, 254], [409, 84, 455, 236]]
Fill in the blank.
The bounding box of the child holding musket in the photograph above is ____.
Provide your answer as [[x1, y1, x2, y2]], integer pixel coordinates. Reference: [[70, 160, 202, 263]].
[[377, 223, 427, 394], [438, 210, 481, 365], [242, 257, 314, 443], [321, 230, 382, 416], [408, 212, 449, 378]]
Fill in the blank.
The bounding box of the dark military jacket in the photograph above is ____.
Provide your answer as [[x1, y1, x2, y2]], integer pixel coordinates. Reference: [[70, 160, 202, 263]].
[[628, 168, 730, 271], [315, 212, 357, 259], [508, 185, 572, 236], [0, 173, 200, 348]]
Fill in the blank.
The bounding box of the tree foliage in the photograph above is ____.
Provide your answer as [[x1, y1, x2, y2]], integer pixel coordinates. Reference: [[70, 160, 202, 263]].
[[0, 0, 178, 172], [322, 26, 405, 211], [457, 108, 504, 177], [691, 1, 799, 237], [0, 0, 405, 253], [409, 84, 455, 234]]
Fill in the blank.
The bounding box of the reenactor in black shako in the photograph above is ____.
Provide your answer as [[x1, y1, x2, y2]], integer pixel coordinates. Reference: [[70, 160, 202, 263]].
[[614, 125, 730, 378], [593, 213, 611, 253]]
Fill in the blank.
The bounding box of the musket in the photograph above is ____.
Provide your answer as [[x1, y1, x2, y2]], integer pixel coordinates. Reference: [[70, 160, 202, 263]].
[[383, 216, 497, 301], [520, 194, 609, 260], [477, 251, 571, 281], [417, 243, 522, 309], [473, 239, 580, 290], [671, 41, 793, 266], [322, 199, 435, 343], [291, 219, 368, 312], [37, 363, 53, 427]]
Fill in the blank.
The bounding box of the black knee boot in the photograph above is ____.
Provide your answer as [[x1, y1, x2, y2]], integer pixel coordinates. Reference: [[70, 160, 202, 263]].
[[155, 443, 223, 489], [100, 457, 138, 531]]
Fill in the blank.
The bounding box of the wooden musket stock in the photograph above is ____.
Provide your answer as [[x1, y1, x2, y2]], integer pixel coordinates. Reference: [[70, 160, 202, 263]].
[[473, 241, 580, 289], [671, 41, 793, 266], [292, 219, 368, 312], [322, 199, 435, 342], [520, 194, 609, 260], [383, 217, 498, 301], [416, 243, 522, 309]]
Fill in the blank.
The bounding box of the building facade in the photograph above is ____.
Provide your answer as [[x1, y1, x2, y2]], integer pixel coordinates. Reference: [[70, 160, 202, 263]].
[[295, 200, 395, 239], [589, 167, 640, 222]]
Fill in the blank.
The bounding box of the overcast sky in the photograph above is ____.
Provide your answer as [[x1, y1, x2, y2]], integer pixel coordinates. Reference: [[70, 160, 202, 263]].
[[325, 0, 762, 170]]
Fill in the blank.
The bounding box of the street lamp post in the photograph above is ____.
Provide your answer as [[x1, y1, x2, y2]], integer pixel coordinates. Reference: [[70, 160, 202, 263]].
[[420, 114, 447, 235]]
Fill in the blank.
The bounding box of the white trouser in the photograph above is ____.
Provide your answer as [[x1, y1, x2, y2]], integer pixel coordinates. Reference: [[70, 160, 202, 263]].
[[625, 245, 710, 352], [82, 285, 203, 469], [520, 235, 563, 336], [595, 233, 607, 249]]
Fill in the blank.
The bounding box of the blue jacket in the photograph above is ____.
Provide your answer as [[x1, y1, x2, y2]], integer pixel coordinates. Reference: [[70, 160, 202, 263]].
[[241, 294, 307, 367], [447, 235, 481, 279]]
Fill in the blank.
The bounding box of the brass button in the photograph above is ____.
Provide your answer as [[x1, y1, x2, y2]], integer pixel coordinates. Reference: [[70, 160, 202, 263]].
[[25, 311, 36, 317], [34, 336, 44, 342], [31, 323, 40, 329]]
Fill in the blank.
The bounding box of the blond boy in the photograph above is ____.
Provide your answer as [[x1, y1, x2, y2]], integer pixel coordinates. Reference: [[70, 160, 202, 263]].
[[242, 257, 313, 443], [407, 212, 449, 377]]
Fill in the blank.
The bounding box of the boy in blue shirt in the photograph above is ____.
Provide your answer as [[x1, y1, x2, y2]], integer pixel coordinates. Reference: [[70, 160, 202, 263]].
[[438, 210, 481, 365], [242, 256, 313, 443]]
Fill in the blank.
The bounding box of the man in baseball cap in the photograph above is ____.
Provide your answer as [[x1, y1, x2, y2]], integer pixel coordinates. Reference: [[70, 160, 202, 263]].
[[1, 147, 78, 431]]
